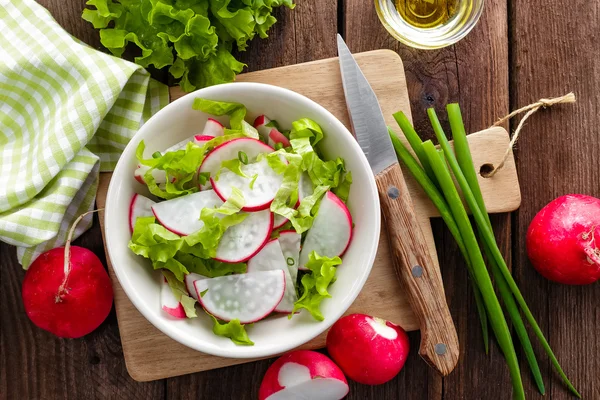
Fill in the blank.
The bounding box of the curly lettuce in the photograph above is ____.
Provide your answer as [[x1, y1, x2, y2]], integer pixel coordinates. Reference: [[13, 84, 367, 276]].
[[82, 0, 294, 91], [292, 252, 342, 321]]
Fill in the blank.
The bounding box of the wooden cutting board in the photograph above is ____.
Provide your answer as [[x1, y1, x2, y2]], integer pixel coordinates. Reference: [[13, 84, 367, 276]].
[[96, 50, 521, 381]]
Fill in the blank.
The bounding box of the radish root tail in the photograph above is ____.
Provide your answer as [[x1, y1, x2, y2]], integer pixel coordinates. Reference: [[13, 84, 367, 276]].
[[56, 208, 105, 302]]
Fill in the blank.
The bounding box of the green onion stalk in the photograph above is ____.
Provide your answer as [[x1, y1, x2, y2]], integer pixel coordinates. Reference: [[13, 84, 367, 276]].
[[390, 106, 580, 399]]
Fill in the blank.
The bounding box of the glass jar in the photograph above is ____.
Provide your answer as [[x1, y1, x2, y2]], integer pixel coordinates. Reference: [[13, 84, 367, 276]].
[[375, 0, 484, 49]]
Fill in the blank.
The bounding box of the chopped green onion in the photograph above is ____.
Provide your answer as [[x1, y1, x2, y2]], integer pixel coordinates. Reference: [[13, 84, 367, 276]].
[[287, 257, 294, 266], [152, 151, 162, 158], [274, 142, 284, 150], [249, 174, 258, 190], [238, 151, 248, 165], [200, 289, 208, 298], [198, 172, 210, 186]]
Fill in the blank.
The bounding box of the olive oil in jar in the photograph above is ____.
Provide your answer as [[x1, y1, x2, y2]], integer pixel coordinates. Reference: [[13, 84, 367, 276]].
[[396, 0, 458, 28]]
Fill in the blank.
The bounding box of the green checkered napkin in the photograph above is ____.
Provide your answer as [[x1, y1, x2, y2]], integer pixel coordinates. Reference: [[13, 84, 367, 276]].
[[0, 0, 169, 267]]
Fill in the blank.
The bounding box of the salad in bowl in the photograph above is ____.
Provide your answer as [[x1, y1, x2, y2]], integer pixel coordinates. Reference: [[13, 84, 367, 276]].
[[105, 83, 380, 358]]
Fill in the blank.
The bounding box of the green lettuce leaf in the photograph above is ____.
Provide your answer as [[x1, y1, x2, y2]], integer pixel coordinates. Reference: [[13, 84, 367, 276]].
[[207, 312, 254, 345], [192, 98, 246, 130], [175, 253, 246, 277], [163, 270, 197, 318], [332, 171, 352, 203], [290, 137, 345, 188], [290, 118, 324, 146], [129, 216, 188, 280], [292, 251, 341, 321], [83, 0, 293, 92]]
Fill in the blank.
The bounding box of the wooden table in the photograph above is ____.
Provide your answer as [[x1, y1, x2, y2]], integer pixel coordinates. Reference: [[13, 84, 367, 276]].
[[1, 1, 598, 399]]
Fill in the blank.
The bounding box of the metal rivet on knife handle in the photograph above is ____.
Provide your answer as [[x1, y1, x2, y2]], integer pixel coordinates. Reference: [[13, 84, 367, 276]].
[[435, 343, 447, 355], [412, 265, 423, 277], [387, 186, 400, 199]]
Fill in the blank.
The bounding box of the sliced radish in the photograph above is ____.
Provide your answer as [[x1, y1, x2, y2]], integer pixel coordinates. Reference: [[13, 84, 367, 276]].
[[129, 193, 156, 233], [273, 214, 288, 230], [202, 118, 225, 137], [247, 240, 297, 313], [151, 189, 223, 236], [134, 164, 167, 185], [185, 272, 208, 300], [198, 138, 274, 190], [194, 270, 285, 323], [216, 209, 273, 263], [278, 230, 301, 284], [212, 158, 283, 211], [299, 171, 314, 202], [298, 191, 352, 269], [268, 128, 291, 148], [259, 350, 349, 400], [253, 114, 272, 141], [161, 277, 186, 319], [194, 135, 215, 147]]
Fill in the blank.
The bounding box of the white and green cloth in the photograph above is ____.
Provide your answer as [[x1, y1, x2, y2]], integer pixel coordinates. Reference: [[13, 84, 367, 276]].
[[0, 0, 169, 267]]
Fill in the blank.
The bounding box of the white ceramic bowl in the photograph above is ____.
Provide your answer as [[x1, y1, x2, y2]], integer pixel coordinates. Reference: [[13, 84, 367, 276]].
[[105, 82, 381, 359]]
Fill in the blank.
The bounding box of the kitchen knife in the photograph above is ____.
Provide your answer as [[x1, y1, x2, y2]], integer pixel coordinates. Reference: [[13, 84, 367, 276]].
[[337, 35, 459, 376]]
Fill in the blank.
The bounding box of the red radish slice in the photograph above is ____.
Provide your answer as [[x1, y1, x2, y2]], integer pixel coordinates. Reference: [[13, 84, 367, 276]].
[[194, 270, 285, 323], [259, 350, 349, 400], [268, 128, 291, 148], [129, 193, 156, 233], [198, 138, 274, 190], [326, 314, 410, 385], [278, 230, 301, 284], [194, 135, 215, 147], [202, 118, 225, 137], [273, 214, 288, 230], [134, 164, 167, 185], [298, 171, 314, 202], [185, 272, 207, 300], [151, 190, 223, 236], [161, 277, 186, 319], [299, 191, 352, 269], [212, 158, 283, 211], [215, 209, 273, 263], [253, 114, 272, 141], [247, 240, 297, 313]]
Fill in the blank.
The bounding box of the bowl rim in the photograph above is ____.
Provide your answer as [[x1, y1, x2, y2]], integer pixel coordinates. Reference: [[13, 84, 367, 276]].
[[104, 82, 381, 358]]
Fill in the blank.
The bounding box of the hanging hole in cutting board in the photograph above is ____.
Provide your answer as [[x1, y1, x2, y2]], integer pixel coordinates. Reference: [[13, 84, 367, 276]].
[[479, 163, 495, 178]]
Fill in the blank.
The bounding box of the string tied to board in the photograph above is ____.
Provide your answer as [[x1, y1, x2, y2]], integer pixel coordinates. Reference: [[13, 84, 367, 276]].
[[482, 92, 577, 178]]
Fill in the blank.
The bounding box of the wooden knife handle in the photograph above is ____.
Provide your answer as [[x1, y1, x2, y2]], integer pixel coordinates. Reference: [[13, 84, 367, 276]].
[[375, 162, 459, 376]]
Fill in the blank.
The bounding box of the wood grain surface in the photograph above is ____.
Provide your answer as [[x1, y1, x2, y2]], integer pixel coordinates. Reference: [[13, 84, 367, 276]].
[[94, 51, 519, 381], [1, 0, 598, 399]]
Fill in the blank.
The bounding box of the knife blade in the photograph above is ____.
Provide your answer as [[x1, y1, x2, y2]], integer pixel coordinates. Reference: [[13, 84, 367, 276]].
[[337, 34, 459, 376]]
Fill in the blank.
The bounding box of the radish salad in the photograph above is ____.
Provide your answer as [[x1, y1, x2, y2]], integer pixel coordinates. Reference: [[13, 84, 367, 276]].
[[128, 98, 353, 345]]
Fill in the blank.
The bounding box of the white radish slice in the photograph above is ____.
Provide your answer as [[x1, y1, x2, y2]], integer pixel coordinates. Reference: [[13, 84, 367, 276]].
[[161, 277, 186, 319], [129, 193, 156, 233], [202, 118, 225, 137], [151, 189, 223, 236], [278, 230, 301, 283], [198, 138, 274, 190], [268, 128, 291, 148], [247, 240, 297, 313], [215, 209, 273, 263], [298, 171, 314, 202], [273, 214, 288, 230], [194, 135, 214, 147], [253, 114, 272, 141], [194, 270, 285, 323], [298, 191, 352, 269], [185, 272, 208, 300], [212, 158, 283, 211], [134, 164, 167, 185]]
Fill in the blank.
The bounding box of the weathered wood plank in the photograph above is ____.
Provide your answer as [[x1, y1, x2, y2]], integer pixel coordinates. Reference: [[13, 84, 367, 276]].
[[510, 0, 600, 398], [343, 0, 511, 399]]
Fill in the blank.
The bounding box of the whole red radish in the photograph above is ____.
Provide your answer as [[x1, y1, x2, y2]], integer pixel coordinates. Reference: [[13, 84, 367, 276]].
[[527, 194, 600, 285], [22, 211, 113, 338], [327, 313, 410, 385], [259, 350, 349, 400]]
